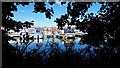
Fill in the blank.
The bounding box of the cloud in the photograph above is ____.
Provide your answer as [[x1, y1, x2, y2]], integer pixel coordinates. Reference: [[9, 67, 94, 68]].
[[31, 19, 35, 21], [21, 10, 25, 12], [56, 0, 62, 6]]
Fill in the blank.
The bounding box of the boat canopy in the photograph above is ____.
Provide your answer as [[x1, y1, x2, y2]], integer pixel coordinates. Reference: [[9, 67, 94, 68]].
[[64, 28, 75, 33], [34, 28, 43, 34]]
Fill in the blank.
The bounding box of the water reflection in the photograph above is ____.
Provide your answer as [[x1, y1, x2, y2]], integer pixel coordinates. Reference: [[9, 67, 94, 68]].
[[8, 36, 94, 60]]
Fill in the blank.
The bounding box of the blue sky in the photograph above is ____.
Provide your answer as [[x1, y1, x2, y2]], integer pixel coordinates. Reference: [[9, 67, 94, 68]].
[[11, 2, 101, 27]]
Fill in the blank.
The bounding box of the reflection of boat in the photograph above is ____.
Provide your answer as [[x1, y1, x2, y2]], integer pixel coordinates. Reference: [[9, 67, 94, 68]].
[[65, 39, 75, 43], [63, 26, 76, 42], [64, 33, 75, 43], [34, 38, 43, 43], [64, 42, 75, 51], [34, 34, 43, 39], [65, 33, 75, 37]]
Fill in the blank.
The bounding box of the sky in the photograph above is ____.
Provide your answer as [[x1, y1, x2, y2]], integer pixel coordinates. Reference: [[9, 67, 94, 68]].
[[11, 2, 101, 27]]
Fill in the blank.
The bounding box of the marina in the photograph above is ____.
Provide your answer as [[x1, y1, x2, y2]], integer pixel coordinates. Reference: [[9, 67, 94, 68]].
[[7, 26, 90, 58], [7, 25, 88, 43]]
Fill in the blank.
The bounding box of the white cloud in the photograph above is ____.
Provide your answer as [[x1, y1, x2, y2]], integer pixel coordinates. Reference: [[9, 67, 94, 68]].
[[31, 19, 34, 21], [21, 10, 25, 12], [56, 0, 62, 6]]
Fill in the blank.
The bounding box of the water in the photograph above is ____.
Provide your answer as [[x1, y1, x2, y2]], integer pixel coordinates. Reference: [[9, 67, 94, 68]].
[[8, 37, 96, 60]]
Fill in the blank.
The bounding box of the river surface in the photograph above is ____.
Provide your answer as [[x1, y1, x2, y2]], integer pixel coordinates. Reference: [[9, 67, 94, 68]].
[[8, 37, 95, 59]]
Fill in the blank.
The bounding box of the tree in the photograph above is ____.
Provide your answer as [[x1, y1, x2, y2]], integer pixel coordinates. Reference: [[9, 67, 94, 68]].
[[67, 2, 92, 18], [2, 2, 56, 31], [33, 2, 54, 19], [97, 2, 120, 47], [2, 2, 31, 31], [54, 2, 93, 30], [2, 2, 17, 31], [80, 2, 120, 47], [23, 21, 34, 28], [80, 13, 105, 46], [54, 14, 69, 29]]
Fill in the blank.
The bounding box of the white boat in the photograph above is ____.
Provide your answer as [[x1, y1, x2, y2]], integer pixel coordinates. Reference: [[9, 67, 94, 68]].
[[59, 30, 64, 34], [8, 32, 20, 37], [7, 30, 14, 35]]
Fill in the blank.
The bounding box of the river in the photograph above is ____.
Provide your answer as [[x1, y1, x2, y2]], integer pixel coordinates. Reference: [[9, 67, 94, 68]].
[[8, 36, 96, 60]]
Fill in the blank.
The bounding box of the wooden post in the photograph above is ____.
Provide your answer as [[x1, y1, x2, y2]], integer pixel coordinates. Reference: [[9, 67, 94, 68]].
[[37, 35, 39, 43]]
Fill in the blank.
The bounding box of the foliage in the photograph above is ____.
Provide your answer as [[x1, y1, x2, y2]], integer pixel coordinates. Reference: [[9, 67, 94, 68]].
[[54, 2, 93, 29], [80, 2, 120, 47], [2, 2, 31, 31], [33, 2, 54, 19], [23, 21, 34, 28], [2, 2, 120, 68], [54, 14, 69, 29], [2, 2, 55, 31]]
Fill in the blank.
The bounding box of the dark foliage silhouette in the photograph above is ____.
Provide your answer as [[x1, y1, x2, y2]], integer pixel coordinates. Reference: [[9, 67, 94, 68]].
[[2, 2, 120, 68]]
